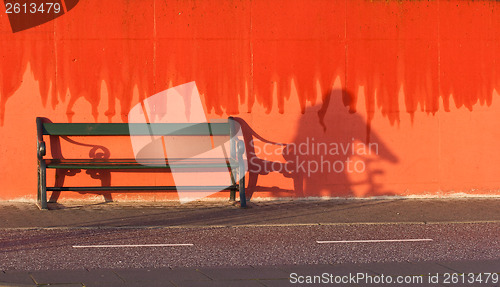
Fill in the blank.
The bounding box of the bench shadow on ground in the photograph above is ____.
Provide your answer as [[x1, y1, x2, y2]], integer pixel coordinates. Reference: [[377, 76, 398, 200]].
[[44, 199, 405, 228], [0, 200, 403, 256], [46, 88, 399, 213]]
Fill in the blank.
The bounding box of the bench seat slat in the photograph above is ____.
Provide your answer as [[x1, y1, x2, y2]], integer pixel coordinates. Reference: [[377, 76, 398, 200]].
[[47, 185, 239, 191], [42, 123, 231, 136], [45, 158, 237, 169]]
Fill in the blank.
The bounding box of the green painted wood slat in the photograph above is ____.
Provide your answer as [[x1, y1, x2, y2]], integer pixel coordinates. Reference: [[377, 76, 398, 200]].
[[42, 123, 231, 136]]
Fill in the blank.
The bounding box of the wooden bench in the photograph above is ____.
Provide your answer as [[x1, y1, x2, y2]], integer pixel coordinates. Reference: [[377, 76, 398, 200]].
[[36, 117, 246, 210]]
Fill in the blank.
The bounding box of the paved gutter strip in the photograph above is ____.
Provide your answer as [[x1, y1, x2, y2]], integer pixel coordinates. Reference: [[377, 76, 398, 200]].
[[0, 220, 499, 231]]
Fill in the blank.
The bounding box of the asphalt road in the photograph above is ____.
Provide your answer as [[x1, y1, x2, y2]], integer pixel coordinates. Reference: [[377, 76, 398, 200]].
[[0, 222, 498, 271]]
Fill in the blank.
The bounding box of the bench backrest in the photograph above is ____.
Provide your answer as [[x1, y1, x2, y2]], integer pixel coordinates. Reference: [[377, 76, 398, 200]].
[[38, 121, 234, 136]]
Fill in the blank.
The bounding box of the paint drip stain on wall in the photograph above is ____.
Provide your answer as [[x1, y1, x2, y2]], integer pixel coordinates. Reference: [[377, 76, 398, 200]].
[[0, 0, 499, 128]]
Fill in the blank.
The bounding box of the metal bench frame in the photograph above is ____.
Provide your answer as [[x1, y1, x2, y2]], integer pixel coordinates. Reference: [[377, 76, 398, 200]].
[[36, 117, 246, 210]]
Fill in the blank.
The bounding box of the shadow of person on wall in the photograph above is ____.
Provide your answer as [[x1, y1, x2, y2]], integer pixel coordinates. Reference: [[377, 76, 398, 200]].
[[234, 88, 398, 199], [284, 88, 399, 197]]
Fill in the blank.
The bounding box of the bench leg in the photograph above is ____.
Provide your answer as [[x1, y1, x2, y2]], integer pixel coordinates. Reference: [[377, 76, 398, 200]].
[[236, 140, 247, 208], [239, 174, 246, 208], [37, 161, 48, 210], [238, 156, 246, 208], [230, 166, 236, 202]]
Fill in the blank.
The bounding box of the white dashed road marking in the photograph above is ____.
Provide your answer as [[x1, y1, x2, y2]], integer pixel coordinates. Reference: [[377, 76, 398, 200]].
[[317, 239, 433, 244], [72, 244, 193, 248]]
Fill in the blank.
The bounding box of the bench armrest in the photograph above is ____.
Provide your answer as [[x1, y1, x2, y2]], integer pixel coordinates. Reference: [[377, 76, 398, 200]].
[[37, 141, 46, 159], [36, 117, 46, 159]]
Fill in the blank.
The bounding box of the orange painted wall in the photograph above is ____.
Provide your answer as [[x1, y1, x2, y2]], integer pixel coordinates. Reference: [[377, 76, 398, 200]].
[[1, 0, 500, 201]]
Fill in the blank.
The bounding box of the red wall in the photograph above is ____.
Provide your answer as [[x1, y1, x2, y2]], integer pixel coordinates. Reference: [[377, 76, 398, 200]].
[[1, 0, 500, 201]]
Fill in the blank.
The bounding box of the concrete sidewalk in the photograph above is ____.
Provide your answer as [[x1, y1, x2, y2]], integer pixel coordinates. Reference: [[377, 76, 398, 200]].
[[0, 198, 499, 228], [0, 198, 499, 286]]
